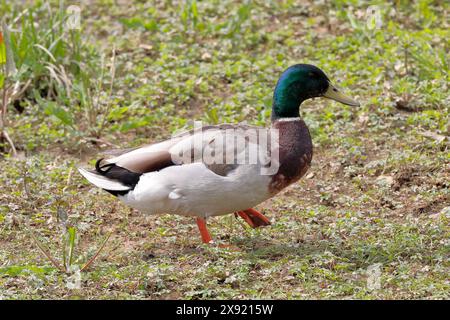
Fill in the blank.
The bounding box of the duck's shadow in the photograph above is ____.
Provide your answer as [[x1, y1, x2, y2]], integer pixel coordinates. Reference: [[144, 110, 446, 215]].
[[234, 238, 331, 260], [155, 237, 333, 261]]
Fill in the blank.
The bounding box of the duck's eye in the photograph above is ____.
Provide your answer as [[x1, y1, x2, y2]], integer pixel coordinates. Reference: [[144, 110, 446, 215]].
[[308, 72, 316, 77]]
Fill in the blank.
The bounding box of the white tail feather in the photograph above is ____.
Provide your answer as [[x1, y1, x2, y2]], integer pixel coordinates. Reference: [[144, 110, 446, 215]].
[[78, 167, 131, 191]]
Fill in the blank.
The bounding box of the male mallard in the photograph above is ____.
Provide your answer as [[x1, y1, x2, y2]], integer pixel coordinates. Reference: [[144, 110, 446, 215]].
[[79, 64, 359, 243]]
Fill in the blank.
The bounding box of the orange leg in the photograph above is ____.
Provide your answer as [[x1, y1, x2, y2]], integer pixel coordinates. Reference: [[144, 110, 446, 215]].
[[196, 217, 212, 244], [236, 211, 256, 228], [236, 208, 271, 228]]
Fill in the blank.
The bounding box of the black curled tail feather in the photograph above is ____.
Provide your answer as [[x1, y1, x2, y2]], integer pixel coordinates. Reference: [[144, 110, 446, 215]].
[[95, 159, 142, 196]]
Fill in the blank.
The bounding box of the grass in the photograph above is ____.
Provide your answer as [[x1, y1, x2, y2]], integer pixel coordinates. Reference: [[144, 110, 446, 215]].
[[0, 0, 449, 299]]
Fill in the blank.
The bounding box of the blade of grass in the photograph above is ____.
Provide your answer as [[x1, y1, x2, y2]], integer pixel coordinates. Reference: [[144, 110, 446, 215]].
[[34, 43, 57, 62], [1, 19, 16, 76], [66, 226, 76, 271], [62, 230, 67, 270]]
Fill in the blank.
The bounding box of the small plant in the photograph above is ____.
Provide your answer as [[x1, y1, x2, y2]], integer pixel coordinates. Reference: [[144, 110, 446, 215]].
[[180, 0, 201, 32], [2, 2, 120, 151], [224, 1, 252, 39], [28, 211, 111, 274], [25, 165, 111, 274]]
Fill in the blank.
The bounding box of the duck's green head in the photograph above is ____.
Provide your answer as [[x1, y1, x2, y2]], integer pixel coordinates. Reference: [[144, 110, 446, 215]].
[[271, 64, 359, 120]]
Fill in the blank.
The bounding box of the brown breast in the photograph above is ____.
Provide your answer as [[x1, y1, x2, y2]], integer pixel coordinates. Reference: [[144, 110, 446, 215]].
[[269, 119, 313, 194]]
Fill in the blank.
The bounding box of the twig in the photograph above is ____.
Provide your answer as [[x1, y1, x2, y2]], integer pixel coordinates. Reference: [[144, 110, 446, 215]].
[[22, 164, 30, 199], [28, 229, 66, 272], [2, 129, 17, 157], [80, 232, 112, 272], [62, 167, 73, 194], [234, 213, 250, 233], [11, 79, 32, 101]]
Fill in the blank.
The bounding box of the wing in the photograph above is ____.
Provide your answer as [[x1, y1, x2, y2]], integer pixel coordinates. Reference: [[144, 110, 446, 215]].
[[104, 123, 271, 177]]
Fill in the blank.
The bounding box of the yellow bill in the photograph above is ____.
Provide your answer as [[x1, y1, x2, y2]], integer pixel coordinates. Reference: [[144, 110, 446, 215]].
[[323, 83, 360, 107]]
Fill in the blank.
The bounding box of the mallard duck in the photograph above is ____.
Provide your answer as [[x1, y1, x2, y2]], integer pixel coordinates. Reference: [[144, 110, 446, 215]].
[[79, 64, 359, 243]]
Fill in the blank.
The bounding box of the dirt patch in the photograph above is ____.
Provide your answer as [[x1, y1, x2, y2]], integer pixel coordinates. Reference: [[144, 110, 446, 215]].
[[393, 166, 422, 191], [412, 195, 449, 216]]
